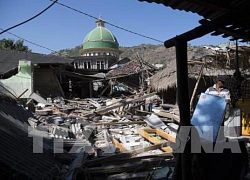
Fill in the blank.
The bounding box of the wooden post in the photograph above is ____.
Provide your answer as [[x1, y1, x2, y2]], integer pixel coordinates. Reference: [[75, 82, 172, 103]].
[[190, 63, 205, 111], [175, 38, 191, 180], [175, 39, 190, 125]]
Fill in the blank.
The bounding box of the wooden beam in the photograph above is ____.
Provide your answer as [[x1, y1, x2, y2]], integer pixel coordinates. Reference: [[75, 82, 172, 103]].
[[161, 103, 178, 109], [94, 121, 146, 126], [83, 92, 156, 117], [155, 129, 176, 143], [142, 129, 176, 143], [155, 109, 180, 123], [164, 17, 230, 48], [175, 39, 190, 126], [161, 147, 173, 153], [200, 19, 250, 41], [183, 0, 230, 13], [175, 39, 192, 180], [137, 129, 174, 153], [112, 138, 126, 152], [137, 129, 162, 145]]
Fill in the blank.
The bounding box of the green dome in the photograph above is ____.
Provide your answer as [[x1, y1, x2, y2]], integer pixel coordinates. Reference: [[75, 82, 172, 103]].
[[83, 23, 119, 50]]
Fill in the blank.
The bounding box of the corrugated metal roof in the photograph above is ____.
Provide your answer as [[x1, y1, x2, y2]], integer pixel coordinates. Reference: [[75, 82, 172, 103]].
[[0, 100, 62, 179], [139, 0, 250, 42], [139, 0, 243, 19], [0, 49, 74, 76]]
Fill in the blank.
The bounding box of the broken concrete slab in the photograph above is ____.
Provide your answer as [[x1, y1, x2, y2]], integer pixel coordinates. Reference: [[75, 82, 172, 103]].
[[29, 92, 52, 105]]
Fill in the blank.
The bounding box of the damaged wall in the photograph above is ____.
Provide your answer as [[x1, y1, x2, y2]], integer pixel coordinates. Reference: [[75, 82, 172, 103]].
[[0, 60, 33, 99], [34, 68, 64, 98]]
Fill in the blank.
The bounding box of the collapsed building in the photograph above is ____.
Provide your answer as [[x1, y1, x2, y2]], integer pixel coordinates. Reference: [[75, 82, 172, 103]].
[[2, 1, 250, 178], [0, 86, 178, 179], [0, 18, 177, 180], [150, 44, 250, 107], [2, 42, 250, 179]]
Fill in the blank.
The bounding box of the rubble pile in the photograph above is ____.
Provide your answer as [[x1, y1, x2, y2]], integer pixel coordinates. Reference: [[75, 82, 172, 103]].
[[26, 92, 180, 179], [24, 93, 178, 179]]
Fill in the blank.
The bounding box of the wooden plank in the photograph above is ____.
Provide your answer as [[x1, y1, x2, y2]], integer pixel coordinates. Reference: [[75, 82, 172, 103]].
[[161, 147, 173, 153], [83, 93, 156, 117], [137, 129, 174, 153], [112, 138, 126, 152], [161, 103, 178, 109], [135, 109, 152, 115], [164, 16, 230, 48], [130, 143, 167, 156], [143, 129, 175, 143], [190, 63, 205, 111], [155, 129, 176, 143], [144, 129, 157, 133], [94, 121, 146, 126], [119, 114, 147, 120], [155, 109, 180, 123], [137, 129, 162, 145]]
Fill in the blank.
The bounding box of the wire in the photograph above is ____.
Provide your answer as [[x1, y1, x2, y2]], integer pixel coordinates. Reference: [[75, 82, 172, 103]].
[[0, 0, 58, 35], [50, 0, 164, 43], [0, 28, 56, 52], [0, 0, 163, 53]]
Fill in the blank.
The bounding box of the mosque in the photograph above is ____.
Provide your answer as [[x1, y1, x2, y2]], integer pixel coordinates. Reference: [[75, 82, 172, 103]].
[[73, 18, 121, 72], [68, 18, 122, 98], [68, 18, 154, 98]]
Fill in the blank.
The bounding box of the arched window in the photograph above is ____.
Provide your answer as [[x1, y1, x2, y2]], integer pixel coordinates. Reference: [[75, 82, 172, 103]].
[[97, 61, 100, 69], [84, 62, 87, 69], [101, 61, 104, 69]]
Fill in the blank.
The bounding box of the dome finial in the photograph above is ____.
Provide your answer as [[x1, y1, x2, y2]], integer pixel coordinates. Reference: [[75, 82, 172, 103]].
[[96, 15, 105, 27]]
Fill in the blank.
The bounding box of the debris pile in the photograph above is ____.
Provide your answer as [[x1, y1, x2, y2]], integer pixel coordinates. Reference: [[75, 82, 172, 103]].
[[25, 92, 180, 179]]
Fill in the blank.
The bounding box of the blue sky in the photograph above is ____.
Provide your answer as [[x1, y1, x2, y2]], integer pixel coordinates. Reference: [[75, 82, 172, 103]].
[[1, 0, 235, 54]]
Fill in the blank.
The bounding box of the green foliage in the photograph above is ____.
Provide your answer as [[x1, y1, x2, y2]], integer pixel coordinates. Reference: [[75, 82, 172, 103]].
[[0, 38, 31, 52]]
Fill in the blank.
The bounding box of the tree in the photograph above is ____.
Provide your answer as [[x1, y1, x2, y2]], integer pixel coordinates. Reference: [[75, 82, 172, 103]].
[[0, 38, 31, 52]]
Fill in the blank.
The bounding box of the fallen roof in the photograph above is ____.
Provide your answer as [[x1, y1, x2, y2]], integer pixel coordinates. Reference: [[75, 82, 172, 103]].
[[0, 49, 74, 78], [106, 55, 155, 78], [0, 99, 62, 179]]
